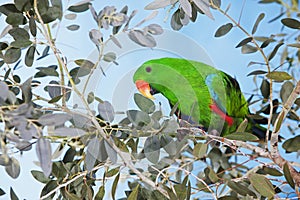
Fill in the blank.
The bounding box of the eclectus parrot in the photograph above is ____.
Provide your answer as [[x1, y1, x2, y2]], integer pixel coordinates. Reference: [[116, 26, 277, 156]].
[[133, 57, 266, 138]]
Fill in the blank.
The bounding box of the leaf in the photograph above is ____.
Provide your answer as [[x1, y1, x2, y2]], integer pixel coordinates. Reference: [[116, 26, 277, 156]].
[[268, 42, 284, 61], [25, 45, 36, 67], [128, 30, 156, 47], [227, 181, 257, 197], [127, 184, 139, 200], [66, 24, 80, 31], [38, 113, 71, 126], [144, 135, 160, 163], [35, 65, 59, 78], [207, 167, 219, 183], [106, 167, 120, 178], [47, 80, 61, 98], [193, 143, 207, 158], [170, 9, 183, 31], [126, 110, 151, 127], [280, 81, 294, 103], [5, 157, 20, 179], [68, 0, 91, 13], [282, 135, 300, 153], [252, 13, 265, 34], [10, 187, 19, 200], [0, 81, 9, 101], [8, 27, 30, 41], [144, 0, 175, 10], [260, 79, 270, 99], [111, 173, 120, 200], [193, 0, 214, 19], [52, 127, 86, 137], [249, 173, 275, 198], [235, 37, 253, 48], [31, 170, 51, 183], [241, 44, 257, 54], [98, 101, 115, 122], [224, 132, 259, 141], [160, 135, 177, 156], [179, 0, 192, 17], [29, 16, 37, 37], [104, 139, 117, 164], [283, 163, 295, 189], [103, 52, 117, 63], [6, 12, 26, 26], [20, 77, 32, 103], [247, 70, 267, 76], [214, 23, 233, 37], [36, 138, 52, 177], [261, 166, 282, 176], [266, 71, 292, 82], [95, 186, 105, 200], [147, 24, 163, 35], [281, 18, 300, 29], [134, 93, 155, 114], [4, 48, 21, 64]]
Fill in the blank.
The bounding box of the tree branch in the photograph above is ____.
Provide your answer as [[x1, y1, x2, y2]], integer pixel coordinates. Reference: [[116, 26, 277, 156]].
[[270, 80, 300, 186]]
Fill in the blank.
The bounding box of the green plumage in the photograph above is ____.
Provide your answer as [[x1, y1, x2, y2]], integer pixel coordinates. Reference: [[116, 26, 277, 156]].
[[133, 58, 252, 135]]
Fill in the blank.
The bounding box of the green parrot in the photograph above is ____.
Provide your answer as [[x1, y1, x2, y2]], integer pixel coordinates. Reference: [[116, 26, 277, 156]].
[[133, 57, 266, 138]]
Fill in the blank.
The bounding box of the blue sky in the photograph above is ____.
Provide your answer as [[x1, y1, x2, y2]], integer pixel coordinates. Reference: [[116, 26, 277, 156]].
[[0, 0, 298, 199]]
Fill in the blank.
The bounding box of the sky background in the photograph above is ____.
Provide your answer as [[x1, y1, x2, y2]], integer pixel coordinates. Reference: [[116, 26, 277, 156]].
[[0, 0, 298, 199]]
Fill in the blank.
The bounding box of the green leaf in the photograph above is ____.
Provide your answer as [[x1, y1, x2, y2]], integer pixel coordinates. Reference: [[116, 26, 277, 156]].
[[193, 143, 207, 158], [103, 52, 117, 63], [283, 163, 295, 189], [87, 91, 94, 104], [160, 135, 177, 156], [4, 48, 21, 64], [241, 44, 257, 54], [252, 13, 265, 34], [266, 71, 292, 82], [10, 40, 32, 48], [68, 0, 91, 13], [20, 77, 32, 103], [10, 187, 19, 200], [95, 186, 105, 200], [6, 12, 26, 25], [235, 37, 253, 48], [98, 101, 115, 122], [126, 110, 151, 127], [144, 135, 160, 164], [106, 167, 120, 178], [282, 135, 300, 153], [227, 180, 257, 197], [261, 166, 283, 176], [31, 170, 51, 183], [5, 157, 20, 179], [8, 27, 30, 41], [214, 23, 233, 37], [287, 43, 300, 48], [207, 167, 219, 183], [247, 70, 267, 76], [260, 79, 270, 99], [280, 81, 294, 103], [29, 16, 37, 36], [66, 24, 80, 31], [134, 93, 155, 114], [281, 18, 300, 29], [127, 184, 139, 200], [36, 138, 52, 177], [111, 173, 120, 200], [268, 42, 284, 61], [224, 132, 259, 141], [25, 45, 36, 67], [249, 173, 275, 198]]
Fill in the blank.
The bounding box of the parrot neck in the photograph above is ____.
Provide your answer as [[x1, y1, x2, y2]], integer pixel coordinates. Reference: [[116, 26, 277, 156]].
[[209, 103, 234, 126]]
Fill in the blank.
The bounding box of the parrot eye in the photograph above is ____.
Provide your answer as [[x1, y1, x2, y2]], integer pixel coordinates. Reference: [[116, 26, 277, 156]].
[[145, 66, 152, 73]]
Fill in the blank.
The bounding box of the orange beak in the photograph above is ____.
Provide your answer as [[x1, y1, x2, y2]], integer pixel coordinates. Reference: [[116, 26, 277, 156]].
[[135, 80, 155, 100]]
